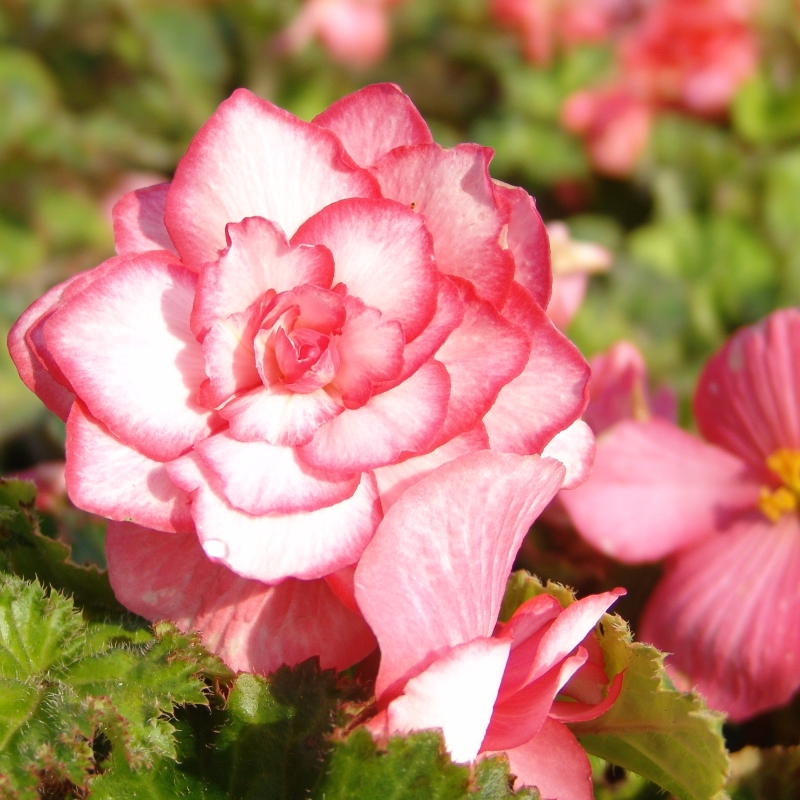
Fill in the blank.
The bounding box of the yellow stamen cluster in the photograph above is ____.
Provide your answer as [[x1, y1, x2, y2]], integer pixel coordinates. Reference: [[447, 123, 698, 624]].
[[758, 448, 800, 522]]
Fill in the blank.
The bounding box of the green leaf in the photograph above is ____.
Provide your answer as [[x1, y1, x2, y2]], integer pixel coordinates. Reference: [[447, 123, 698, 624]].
[[727, 744, 800, 800]]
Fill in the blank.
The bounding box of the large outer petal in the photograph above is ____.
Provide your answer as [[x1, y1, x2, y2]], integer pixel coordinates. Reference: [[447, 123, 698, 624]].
[[112, 183, 177, 256], [166, 454, 382, 584], [297, 360, 451, 475], [484, 282, 590, 455], [313, 83, 433, 169], [164, 88, 380, 270], [498, 718, 593, 799], [492, 182, 551, 309], [561, 419, 762, 563], [640, 512, 800, 722], [292, 197, 438, 342], [106, 523, 376, 674], [355, 451, 565, 698], [65, 402, 193, 533], [695, 308, 800, 472], [385, 637, 511, 764], [370, 143, 515, 308], [43, 251, 213, 463]]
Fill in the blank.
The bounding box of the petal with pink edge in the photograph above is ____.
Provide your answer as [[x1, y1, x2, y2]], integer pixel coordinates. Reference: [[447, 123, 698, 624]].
[[370, 143, 515, 308], [374, 425, 490, 512], [165, 89, 380, 269], [695, 308, 800, 471], [492, 182, 551, 309], [561, 419, 762, 563], [313, 83, 433, 168], [297, 360, 451, 475], [106, 522, 376, 674], [355, 450, 565, 698], [195, 431, 360, 515], [385, 637, 511, 764], [293, 198, 438, 342], [484, 282, 590, 455], [191, 216, 335, 339], [498, 718, 594, 799], [44, 252, 213, 463], [640, 512, 800, 721], [66, 402, 193, 533], [433, 279, 530, 446], [112, 183, 177, 257], [166, 454, 381, 583], [542, 420, 596, 489]]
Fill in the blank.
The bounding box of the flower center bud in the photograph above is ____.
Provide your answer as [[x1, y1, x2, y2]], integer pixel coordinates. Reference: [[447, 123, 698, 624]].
[[758, 448, 800, 522]]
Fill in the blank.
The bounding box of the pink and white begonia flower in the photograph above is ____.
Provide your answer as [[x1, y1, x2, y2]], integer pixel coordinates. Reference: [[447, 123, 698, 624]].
[[8, 83, 591, 675], [355, 450, 624, 797], [561, 309, 800, 720]]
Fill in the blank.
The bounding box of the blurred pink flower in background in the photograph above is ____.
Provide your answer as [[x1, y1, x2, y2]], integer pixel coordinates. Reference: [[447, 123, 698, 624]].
[[545, 221, 613, 330], [561, 309, 800, 721], [277, 0, 404, 68], [10, 461, 67, 513], [356, 450, 623, 796]]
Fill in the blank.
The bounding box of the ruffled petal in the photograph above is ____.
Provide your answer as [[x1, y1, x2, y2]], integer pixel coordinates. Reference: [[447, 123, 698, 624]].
[[385, 637, 511, 764], [561, 419, 762, 563], [106, 522, 376, 674], [542, 420, 596, 489], [166, 454, 381, 583], [112, 183, 177, 256], [313, 83, 433, 168], [695, 308, 800, 471], [191, 216, 335, 339], [640, 512, 800, 721], [484, 283, 590, 455], [195, 431, 360, 515], [355, 450, 565, 697], [292, 197, 438, 342], [43, 252, 214, 463], [164, 88, 380, 270], [297, 360, 451, 475], [65, 401, 193, 533], [370, 143, 515, 308]]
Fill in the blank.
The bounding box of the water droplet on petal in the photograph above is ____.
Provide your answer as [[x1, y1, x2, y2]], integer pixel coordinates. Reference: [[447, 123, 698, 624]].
[[203, 538, 229, 560]]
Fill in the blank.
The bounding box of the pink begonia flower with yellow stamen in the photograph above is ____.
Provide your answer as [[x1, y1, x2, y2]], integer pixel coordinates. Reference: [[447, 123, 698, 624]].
[[561, 309, 800, 720], [545, 222, 612, 331], [8, 83, 592, 675], [355, 450, 624, 798]]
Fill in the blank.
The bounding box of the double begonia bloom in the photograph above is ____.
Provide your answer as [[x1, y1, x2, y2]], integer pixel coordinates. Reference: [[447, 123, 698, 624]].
[[8, 84, 591, 675], [356, 450, 624, 798], [562, 309, 800, 720]]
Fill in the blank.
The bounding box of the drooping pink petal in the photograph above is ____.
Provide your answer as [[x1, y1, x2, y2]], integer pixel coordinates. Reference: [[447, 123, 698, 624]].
[[374, 425, 490, 512], [332, 295, 405, 409], [484, 283, 590, 455], [640, 512, 800, 721], [355, 451, 566, 697], [65, 401, 193, 533], [694, 308, 800, 471], [221, 384, 344, 446], [43, 252, 214, 463], [492, 182, 551, 309], [190, 216, 335, 339], [297, 360, 451, 475], [195, 431, 360, 515], [112, 183, 177, 256], [106, 522, 376, 674], [166, 454, 382, 583], [499, 718, 594, 799], [313, 83, 434, 169], [384, 637, 512, 764], [433, 279, 530, 446], [164, 88, 380, 270], [541, 419, 595, 489], [292, 198, 438, 342], [370, 143, 516, 308], [561, 419, 762, 563]]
